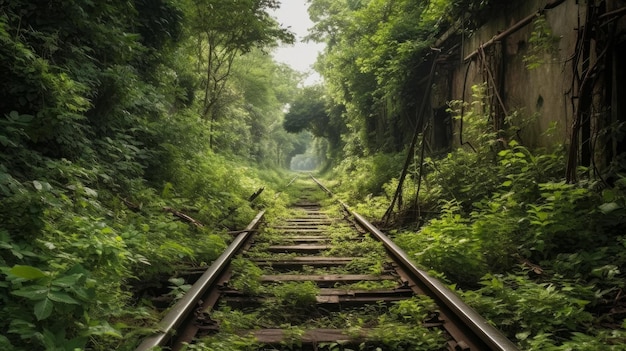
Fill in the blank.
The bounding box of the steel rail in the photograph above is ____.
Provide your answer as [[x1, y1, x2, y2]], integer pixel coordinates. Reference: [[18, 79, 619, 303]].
[[309, 175, 519, 351], [348, 209, 519, 351], [135, 210, 265, 351]]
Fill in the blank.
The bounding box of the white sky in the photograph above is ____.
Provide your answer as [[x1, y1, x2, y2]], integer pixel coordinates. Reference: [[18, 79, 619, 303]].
[[270, 0, 325, 86]]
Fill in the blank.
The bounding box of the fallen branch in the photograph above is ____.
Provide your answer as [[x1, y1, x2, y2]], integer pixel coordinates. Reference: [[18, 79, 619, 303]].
[[248, 187, 265, 202], [514, 254, 543, 274], [120, 197, 142, 212], [163, 207, 204, 228]]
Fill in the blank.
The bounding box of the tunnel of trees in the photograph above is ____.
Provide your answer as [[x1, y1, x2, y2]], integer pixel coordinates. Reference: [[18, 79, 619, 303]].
[[1, 0, 625, 350]]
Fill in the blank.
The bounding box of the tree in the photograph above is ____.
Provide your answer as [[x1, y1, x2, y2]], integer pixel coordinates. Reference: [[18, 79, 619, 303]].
[[283, 85, 328, 136], [307, 0, 458, 158], [185, 0, 294, 148]]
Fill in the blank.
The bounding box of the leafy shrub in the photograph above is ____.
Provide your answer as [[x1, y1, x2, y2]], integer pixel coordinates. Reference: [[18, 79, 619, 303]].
[[271, 281, 320, 308], [365, 323, 446, 350], [520, 329, 626, 350], [461, 273, 596, 344], [332, 152, 404, 199], [386, 295, 437, 324], [229, 258, 264, 295], [421, 149, 500, 209], [395, 201, 488, 286], [522, 182, 597, 259]]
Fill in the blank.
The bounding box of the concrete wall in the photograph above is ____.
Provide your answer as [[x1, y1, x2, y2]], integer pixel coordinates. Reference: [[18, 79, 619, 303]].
[[436, 0, 584, 148]]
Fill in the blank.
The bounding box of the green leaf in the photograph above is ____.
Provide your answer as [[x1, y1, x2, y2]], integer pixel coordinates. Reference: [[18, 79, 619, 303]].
[[10, 249, 23, 259], [34, 298, 53, 320], [602, 189, 616, 202], [0, 183, 12, 196], [0, 135, 15, 147], [32, 180, 43, 191], [599, 202, 620, 214], [71, 286, 95, 300], [16, 113, 33, 123], [0, 334, 12, 348], [10, 265, 47, 280], [52, 273, 84, 288], [168, 277, 185, 286], [88, 321, 123, 338], [11, 286, 49, 300], [48, 290, 79, 305], [83, 187, 98, 197], [39, 328, 57, 350]]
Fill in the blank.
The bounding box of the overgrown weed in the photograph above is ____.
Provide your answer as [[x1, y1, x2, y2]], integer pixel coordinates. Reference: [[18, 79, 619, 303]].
[[388, 88, 626, 347]]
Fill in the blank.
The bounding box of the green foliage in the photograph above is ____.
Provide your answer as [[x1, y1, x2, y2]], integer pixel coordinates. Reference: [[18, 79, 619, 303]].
[[422, 149, 499, 207], [0, 0, 301, 349], [365, 323, 446, 350], [166, 277, 192, 302], [461, 273, 595, 344], [395, 202, 488, 286], [522, 182, 597, 258], [182, 334, 258, 351], [326, 230, 386, 259], [230, 258, 264, 295], [393, 114, 625, 350], [184, 0, 294, 151], [497, 140, 565, 199], [283, 85, 329, 137], [447, 83, 499, 151], [352, 296, 447, 350], [346, 256, 386, 275], [332, 152, 405, 201], [211, 306, 260, 333], [307, 0, 502, 158], [385, 295, 437, 324], [230, 54, 304, 167], [519, 329, 626, 351], [270, 281, 320, 308], [523, 14, 561, 70]]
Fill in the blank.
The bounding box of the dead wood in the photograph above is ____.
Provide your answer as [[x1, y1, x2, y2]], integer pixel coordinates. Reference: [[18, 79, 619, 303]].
[[163, 206, 204, 227]]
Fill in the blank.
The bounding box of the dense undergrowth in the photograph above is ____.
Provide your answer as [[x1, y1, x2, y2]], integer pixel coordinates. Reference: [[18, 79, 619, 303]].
[[0, 114, 299, 350], [0, 1, 300, 350], [0, 139, 294, 351], [322, 86, 626, 349]]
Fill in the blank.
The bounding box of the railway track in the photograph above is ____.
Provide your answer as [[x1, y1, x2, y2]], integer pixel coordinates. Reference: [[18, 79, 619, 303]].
[[136, 175, 519, 351]]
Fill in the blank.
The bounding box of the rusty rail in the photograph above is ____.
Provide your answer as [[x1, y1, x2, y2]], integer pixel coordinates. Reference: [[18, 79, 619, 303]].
[[310, 175, 519, 351], [348, 209, 519, 350], [135, 210, 265, 351], [135, 175, 519, 350]]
